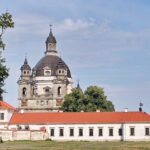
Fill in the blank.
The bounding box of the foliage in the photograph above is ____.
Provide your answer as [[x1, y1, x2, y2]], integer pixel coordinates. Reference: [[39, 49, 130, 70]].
[[61, 86, 115, 112], [0, 12, 14, 99]]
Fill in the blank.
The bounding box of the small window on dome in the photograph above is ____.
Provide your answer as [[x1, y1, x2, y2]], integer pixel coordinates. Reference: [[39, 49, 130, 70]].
[[44, 70, 51, 76]]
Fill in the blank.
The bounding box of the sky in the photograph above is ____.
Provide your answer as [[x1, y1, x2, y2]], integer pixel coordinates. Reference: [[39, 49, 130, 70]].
[[1, 0, 150, 113]]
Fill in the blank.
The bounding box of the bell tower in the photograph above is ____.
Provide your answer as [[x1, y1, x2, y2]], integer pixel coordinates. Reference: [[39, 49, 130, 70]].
[[18, 58, 32, 108]]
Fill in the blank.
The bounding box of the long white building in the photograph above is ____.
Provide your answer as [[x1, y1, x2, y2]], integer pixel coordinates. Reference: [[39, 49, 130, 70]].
[[0, 101, 150, 141]]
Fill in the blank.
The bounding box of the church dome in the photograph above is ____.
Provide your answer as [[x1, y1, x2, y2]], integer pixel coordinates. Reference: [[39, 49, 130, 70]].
[[33, 55, 71, 77]]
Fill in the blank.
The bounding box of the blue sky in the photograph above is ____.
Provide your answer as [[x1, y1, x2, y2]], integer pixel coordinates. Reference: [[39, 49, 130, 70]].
[[1, 0, 150, 113]]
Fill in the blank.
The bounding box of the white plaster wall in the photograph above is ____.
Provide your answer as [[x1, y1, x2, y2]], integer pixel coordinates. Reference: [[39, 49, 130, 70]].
[[0, 109, 14, 123], [123, 123, 150, 141], [7, 122, 150, 141]]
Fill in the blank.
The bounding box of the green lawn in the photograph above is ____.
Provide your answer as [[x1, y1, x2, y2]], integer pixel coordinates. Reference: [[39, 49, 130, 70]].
[[0, 141, 150, 150]]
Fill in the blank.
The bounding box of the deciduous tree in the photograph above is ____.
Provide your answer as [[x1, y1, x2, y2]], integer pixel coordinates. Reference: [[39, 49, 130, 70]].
[[61, 86, 115, 112], [0, 12, 14, 99]]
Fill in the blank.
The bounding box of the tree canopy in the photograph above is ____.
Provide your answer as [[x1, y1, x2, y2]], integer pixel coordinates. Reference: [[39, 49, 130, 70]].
[[0, 12, 14, 99], [61, 86, 115, 112]]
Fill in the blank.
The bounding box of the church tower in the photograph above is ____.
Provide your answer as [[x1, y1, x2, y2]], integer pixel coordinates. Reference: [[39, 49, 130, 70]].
[[18, 27, 72, 112], [18, 58, 32, 107]]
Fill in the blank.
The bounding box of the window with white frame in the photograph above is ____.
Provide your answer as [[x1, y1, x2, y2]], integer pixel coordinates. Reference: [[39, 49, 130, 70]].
[[79, 128, 83, 136], [89, 128, 94, 136], [145, 127, 150, 136], [109, 128, 113, 136], [118, 128, 123, 136], [50, 128, 55, 136], [130, 127, 135, 136], [98, 128, 103, 136], [70, 128, 74, 136], [59, 128, 64, 136]]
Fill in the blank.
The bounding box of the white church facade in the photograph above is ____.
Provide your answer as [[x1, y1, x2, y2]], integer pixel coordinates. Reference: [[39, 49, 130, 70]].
[[17, 28, 72, 112]]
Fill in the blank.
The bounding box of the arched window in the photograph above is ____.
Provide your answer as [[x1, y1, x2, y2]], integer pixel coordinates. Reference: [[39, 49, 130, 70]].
[[58, 87, 61, 96], [45, 88, 50, 94], [24, 71, 26, 74], [22, 87, 27, 96], [45, 70, 51, 76]]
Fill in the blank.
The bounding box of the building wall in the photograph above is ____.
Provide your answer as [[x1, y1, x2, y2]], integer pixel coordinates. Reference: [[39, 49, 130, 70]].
[[0, 109, 14, 123], [0, 130, 48, 141], [8, 122, 150, 141]]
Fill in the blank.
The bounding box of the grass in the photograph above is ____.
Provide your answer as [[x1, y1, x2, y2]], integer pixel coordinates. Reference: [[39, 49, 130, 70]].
[[0, 141, 150, 150]]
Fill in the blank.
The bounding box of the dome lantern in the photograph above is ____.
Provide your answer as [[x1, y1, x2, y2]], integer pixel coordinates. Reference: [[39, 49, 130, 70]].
[[45, 25, 57, 55]]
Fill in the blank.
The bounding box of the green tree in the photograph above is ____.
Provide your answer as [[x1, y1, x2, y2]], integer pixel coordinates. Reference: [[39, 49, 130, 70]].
[[0, 12, 14, 99], [61, 86, 115, 112], [61, 88, 83, 112]]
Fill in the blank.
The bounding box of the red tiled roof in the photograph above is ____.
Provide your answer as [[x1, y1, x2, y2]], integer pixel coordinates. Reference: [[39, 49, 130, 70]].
[[0, 101, 16, 110], [9, 111, 150, 124]]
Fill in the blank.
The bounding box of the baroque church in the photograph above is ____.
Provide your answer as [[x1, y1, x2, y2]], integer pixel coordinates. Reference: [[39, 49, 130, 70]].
[[17, 27, 72, 112]]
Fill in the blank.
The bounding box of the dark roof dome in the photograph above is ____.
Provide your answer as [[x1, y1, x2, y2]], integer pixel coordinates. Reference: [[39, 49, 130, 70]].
[[21, 58, 31, 70], [33, 55, 71, 77]]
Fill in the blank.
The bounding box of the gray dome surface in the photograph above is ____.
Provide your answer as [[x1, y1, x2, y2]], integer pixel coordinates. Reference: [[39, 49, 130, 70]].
[[33, 55, 71, 77]]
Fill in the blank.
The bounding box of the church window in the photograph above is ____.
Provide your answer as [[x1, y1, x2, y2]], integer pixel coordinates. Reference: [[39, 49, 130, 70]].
[[0, 113, 4, 120], [24, 71, 26, 74], [22, 87, 27, 96], [46, 100, 49, 105], [59, 70, 61, 74], [27, 71, 29, 74], [45, 88, 50, 93], [45, 70, 51, 76], [58, 87, 61, 96]]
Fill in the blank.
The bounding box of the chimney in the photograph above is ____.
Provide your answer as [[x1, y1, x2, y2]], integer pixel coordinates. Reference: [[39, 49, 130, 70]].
[[20, 109, 24, 114], [124, 108, 128, 112], [96, 109, 100, 112]]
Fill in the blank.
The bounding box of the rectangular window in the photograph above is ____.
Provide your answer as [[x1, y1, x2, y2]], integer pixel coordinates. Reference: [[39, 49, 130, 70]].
[[89, 128, 94, 136], [130, 127, 135, 136], [118, 128, 123, 136], [70, 128, 74, 136], [0, 113, 4, 120], [50, 128, 54, 136], [99, 128, 103, 136], [59, 128, 64, 136], [79, 128, 83, 136], [109, 128, 113, 136], [145, 128, 150, 136]]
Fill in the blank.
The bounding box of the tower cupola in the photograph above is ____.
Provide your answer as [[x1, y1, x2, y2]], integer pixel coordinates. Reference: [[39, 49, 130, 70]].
[[45, 25, 57, 55], [20, 58, 31, 77]]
